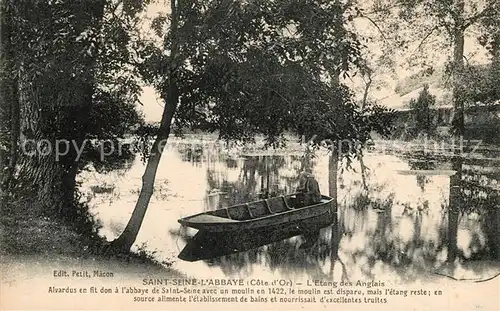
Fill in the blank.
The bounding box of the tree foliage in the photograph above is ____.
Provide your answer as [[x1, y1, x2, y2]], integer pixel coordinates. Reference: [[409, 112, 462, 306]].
[[368, 0, 500, 137], [3, 0, 397, 252], [105, 0, 397, 252], [409, 84, 437, 136], [1, 0, 149, 222], [140, 0, 393, 150]]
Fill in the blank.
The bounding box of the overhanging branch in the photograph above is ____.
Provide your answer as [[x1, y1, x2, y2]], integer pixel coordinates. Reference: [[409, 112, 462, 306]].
[[464, 6, 500, 29], [358, 14, 388, 43], [410, 25, 438, 56]]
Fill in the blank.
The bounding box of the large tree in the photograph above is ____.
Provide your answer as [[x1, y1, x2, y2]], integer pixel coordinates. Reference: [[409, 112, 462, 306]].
[[2, 1, 106, 217], [0, 0, 19, 196], [1, 0, 148, 229], [368, 0, 500, 136]]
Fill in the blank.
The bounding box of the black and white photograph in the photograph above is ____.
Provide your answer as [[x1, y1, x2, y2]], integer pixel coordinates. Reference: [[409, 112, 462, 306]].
[[1, 0, 499, 310]]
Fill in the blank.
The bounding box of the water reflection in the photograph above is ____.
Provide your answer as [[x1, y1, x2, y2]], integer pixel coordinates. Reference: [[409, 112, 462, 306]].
[[178, 216, 332, 262], [408, 159, 437, 191], [203, 154, 305, 207], [173, 141, 500, 281], [80, 138, 500, 282]]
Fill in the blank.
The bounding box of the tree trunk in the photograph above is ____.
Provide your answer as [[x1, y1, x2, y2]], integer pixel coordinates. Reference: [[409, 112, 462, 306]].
[[361, 73, 372, 111], [328, 147, 341, 282], [329, 218, 340, 273], [108, 81, 179, 252], [447, 157, 462, 262], [451, 0, 465, 138], [328, 149, 339, 207], [0, 0, 19, 195], [17, 71, 66, 214], [446, 0, 465, 263], [359, 153, 368, 191], [358, 72, 371, 191], [107, 0, 181, 253], [17, 67, 85, 216], [15, 1, 104, 217], [485, 205, 500, 260], [4, 76, 19, 191], [329, 148, 339, 261]]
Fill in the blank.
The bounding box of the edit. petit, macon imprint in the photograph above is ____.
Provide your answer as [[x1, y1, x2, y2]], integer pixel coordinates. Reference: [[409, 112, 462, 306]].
[[53, 270, 114, 278]]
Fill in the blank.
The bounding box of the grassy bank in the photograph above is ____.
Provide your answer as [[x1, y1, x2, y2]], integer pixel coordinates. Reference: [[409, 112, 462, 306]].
[[0, 196, 182, 279]]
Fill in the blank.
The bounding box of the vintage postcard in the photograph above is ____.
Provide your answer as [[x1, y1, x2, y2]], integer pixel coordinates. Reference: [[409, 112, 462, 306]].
[[1, 0, 499, 310]]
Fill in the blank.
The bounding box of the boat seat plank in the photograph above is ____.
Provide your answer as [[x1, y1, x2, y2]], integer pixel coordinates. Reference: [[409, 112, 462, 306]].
[[244, 203, 255, 218], [283, 196, 294, 210], [248, 201, 269, 218], [267, 197, 288, 213], [187, 214, 239, 224], [227, 205, 252, 220], [263, 199, 274, 214]]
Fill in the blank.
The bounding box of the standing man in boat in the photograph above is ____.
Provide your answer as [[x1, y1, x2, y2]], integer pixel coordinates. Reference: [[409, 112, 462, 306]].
[[296, 168, 322, 208], [296, 168, 322, 249]]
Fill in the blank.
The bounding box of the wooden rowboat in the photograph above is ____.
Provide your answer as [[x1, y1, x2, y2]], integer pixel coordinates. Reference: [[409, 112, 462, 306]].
[[178, 194, 334, 232]]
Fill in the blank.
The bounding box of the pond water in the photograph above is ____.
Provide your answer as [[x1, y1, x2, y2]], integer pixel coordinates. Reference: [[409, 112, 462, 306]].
[[78, 136, 500, 284]]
